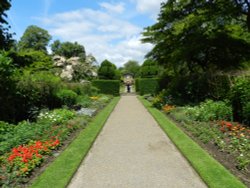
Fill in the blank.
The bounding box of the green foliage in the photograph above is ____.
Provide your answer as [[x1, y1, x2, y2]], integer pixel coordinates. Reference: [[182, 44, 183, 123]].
[[122, 60, 140, 77], [8, 49, 53, 70], [0, 0, 13, 50], [184, 100, 233, 122], [14, 71, 63, 121], [0, 108, 76, 156], [140, 97, 246, 188], [137, 78, 160, 95], [37, 108, 76, 124], [166, 73, 231, 105], [92, 80, 120, 96], [76, 95, 92, 107], [51, 40, 86, 60], [0, 52, 17, 122], [230, 77, 250, 125], [64, 82, 98, 96], [140, 59, 159, 78], [18, 25, 51, 53], [98, 59, 117, 79], [30, 97, 119, 188], [55, 89, 78, 107], [142, 1, 250, 74]]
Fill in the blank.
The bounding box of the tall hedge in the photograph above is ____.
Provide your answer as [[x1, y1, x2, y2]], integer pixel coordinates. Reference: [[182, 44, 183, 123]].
[[92, 80, 120, 96], [137, 78, 160, 95]]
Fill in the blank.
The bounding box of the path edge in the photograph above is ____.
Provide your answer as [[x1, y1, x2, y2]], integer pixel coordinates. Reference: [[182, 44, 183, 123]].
[[138, 96, 246, 188], [30, 97, 120, 188]]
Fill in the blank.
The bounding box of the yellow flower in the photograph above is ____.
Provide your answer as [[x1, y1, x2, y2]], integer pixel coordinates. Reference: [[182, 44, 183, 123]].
[[90, 96, 99, 100]]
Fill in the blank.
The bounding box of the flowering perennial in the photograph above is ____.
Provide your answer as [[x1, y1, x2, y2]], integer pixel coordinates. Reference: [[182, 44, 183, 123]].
[[162, 104, 175, 113], [218, 120, 250, 139], [3, 139, 60, 177]]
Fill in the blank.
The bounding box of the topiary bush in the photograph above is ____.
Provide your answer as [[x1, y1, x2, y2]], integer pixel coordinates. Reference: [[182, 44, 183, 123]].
[[92, 80, 120, 96], [56, 89, 78, 107], [137, 78, 160, 95], [98, 60, 117, 80]]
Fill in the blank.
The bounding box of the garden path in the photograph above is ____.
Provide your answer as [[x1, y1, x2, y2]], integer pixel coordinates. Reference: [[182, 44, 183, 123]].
[[68, 95, 207, 188]]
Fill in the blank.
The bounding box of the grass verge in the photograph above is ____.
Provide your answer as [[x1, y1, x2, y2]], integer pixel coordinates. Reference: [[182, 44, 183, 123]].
[[30, 97, 120, 188], [139, 96, 246, 188]]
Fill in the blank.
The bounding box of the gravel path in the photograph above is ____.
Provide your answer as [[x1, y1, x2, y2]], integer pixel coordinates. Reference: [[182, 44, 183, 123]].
[[68, 95, 207, 188]]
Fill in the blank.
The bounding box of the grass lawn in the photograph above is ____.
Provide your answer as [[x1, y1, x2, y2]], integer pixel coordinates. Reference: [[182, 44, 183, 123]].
[[139, 96, 246, 188], [30, 97, 120, 188]]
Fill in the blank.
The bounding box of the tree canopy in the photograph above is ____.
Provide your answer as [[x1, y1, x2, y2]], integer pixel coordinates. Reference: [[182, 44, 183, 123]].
[[122, 60, 140, 77], [142, 0, 250, 75], [0, 0, 13, 50], [98, 59, 117, 80], [18, 25, 51, 52], [140, 59, 159, 78], [51, 40, 86, 60]]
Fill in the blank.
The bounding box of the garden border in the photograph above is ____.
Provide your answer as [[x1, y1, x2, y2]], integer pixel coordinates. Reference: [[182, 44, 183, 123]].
[[30, 97, 120, 188], [138, 96, 246, 188]]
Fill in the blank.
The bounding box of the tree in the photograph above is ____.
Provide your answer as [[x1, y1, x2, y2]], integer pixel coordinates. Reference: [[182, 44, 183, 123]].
[[18, 25, 51, 52], [122, 60, 140, 77], [51, 40, 86, 60], [98, 60, 117, 79], [140, 59, 159, 78], [0, 0, 13, 50], [142, 0, 250, 75]]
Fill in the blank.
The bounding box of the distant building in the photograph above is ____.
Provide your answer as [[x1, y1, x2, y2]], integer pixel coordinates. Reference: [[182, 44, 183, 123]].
[[123, 73, 134, 85]]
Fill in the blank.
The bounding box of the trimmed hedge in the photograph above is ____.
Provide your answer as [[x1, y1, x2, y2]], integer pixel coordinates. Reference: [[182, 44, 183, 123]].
[[92, 80, 120, 96], [137, 78, 160, 95]]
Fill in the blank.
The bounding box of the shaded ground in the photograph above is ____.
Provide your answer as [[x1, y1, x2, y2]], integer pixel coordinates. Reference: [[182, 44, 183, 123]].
[[68, 96, 207, 188]]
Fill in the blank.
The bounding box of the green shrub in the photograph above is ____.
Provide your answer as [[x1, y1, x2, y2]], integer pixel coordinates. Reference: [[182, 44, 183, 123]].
[[0, 52, 17, 122], [98, 60, 117, 80], [14, 71, 63, 121], [231, 77, 250, 125], [140, 59, 159, 78], [92, 80, 120, 96], [165, 73, 231, 105], [37, 108, 76, 124], [76, 95, 92, 107], [137, 78, 160, 95], [56, 89, 78, 107], [64, 82, 95, 95], [135, 79, 139, 92], [184, 99, 233, 122]]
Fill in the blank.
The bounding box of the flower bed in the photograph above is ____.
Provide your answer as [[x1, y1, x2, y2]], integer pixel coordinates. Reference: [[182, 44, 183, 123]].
[[0, 94, 113, 187], [145, 95, 250, 186]]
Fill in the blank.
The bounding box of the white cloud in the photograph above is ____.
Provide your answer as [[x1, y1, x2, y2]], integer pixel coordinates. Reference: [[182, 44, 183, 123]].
[[131, 0, 164, 19], [99, 2, 125, 14], [38, 2, 154, 67]]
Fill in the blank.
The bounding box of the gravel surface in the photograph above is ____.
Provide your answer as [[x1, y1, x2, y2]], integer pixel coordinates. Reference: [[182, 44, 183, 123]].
[[68, 95, 207, 188]]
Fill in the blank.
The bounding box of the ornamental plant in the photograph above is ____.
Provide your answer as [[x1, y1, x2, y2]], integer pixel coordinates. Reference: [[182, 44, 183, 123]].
[[162, 104, 175, 113], [37, 108, 75, 124], [0, 139, 60, 186]]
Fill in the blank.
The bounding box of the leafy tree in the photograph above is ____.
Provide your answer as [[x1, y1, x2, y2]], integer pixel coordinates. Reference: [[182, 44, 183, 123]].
[[18, 25, 51, 52], [122, 60, 140, 77], [0, 52, 16, 121], [142, 0, 250, 75], [51, 40, 86, 60], [0, 0, 13, 50], [140, 59, 159, 78], [98, 59, 117, 79], [8, 49, 52, 70]]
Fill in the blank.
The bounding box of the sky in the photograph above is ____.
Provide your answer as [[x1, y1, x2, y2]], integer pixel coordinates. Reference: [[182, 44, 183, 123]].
[[6, 0, 165, 67]]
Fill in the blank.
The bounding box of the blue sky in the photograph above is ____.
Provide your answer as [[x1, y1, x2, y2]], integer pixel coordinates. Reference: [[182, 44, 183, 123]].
[[7, 0, 164, 67]]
